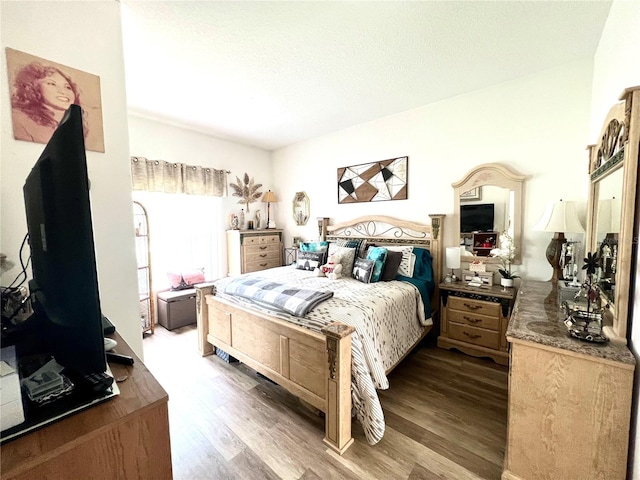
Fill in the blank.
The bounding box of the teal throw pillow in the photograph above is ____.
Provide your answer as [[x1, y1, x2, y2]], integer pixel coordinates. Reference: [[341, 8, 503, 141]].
[[366, 246, 388, 282], [300, 241, 329, 252]]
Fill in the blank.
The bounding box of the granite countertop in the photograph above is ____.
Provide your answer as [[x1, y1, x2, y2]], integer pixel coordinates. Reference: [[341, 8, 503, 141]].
[[507, 280, 635, 366]]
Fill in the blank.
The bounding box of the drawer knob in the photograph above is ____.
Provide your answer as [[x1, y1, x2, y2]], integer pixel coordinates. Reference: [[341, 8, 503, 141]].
[[464, 316, 481, 323], [463, 303, 482, 311], [463, 332, 481, 339]]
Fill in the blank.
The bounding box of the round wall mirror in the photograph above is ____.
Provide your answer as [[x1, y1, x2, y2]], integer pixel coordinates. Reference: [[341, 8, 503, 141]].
[[293, 192, 310, 226]]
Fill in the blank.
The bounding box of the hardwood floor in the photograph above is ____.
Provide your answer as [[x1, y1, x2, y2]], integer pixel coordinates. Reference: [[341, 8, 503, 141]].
[[142, 325, 508, 480]]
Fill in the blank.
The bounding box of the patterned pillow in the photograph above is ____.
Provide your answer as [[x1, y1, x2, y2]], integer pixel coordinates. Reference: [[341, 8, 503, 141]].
[[300, 241, 329, 252], [380, 250, 403, 281], [366, 246, 388, 282], [328, 244, 356, 275], [385, 246, 414, 277], [168, 268, 205, 290], [295, 250, 326, 271], [352, 258, 375, 283], [335, 238, 367, 258]]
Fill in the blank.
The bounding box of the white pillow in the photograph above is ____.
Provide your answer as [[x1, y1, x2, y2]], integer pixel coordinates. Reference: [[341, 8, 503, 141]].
[[385, 246, 414, 277], [408, 253, 416, 277], [327, 244, 356, 275]]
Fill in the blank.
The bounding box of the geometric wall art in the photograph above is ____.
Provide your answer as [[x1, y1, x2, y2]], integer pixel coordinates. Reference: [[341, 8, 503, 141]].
[[338, 156, 408, 204]]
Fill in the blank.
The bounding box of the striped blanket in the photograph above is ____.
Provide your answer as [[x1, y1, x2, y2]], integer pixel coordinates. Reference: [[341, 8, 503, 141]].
[[224, 277, 334, 317]]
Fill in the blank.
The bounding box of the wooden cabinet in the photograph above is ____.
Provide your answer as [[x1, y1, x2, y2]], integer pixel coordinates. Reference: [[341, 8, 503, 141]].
[[504, 280, 634, 480], [227, 229, 283, 275], [461, 231, 498, 256], [1, 333, 172, 480], [437, 282, 515, 365]]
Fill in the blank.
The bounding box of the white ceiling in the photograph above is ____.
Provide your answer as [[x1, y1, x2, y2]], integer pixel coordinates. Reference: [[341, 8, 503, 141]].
[[120, 1, 612, 151]]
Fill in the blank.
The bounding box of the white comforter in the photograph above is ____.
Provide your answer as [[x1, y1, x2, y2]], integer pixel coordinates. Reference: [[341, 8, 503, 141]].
[[212, 266, 432, 444]]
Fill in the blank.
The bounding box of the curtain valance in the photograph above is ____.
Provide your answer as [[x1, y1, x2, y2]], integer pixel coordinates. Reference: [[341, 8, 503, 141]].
[[131, 156, 228, 197]]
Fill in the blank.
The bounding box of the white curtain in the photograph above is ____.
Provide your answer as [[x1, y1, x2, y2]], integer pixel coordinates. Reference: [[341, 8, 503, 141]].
[[131, 156, 228, 197], [132, 191, 225, 293]]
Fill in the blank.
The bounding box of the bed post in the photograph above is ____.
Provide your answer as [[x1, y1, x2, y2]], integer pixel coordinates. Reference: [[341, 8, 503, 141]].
[[429, 214, 445, 313], [317, 217, 329, 241], [321, 322, 355, 455], [195, 283, 215, 356]]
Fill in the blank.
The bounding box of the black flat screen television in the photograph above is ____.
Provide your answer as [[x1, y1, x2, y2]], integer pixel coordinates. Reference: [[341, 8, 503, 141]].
[[1, 105, 115, 444], [23, 104, 106, 377], [460, 203, 495, 233]]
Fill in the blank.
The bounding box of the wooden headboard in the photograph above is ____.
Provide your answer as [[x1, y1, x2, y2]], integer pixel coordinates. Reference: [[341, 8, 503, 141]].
[[320, 214, 445, 316]]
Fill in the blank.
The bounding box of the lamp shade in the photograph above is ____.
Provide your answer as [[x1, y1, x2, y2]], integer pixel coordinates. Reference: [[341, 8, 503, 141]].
[[262, 190, 278, 203], [446, 247, 461, 269], [533, 200, 584, 233], [597, 197, 621, 235]]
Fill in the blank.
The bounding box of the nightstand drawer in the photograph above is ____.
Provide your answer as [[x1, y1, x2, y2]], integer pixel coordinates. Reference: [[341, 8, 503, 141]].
[[448, 310, 499, 331], [448, 323, 499, 349], [448, 296, 500, 317]]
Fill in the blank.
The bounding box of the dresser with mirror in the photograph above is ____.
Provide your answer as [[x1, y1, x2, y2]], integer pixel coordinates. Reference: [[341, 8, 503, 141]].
[[452, 163, 525, 265], [438, 164, 525, 363], [502, 86, 639, 480]]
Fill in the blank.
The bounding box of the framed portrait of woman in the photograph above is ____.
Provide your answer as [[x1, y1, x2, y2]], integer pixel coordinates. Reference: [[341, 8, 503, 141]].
[[5, 48, 105, 153]]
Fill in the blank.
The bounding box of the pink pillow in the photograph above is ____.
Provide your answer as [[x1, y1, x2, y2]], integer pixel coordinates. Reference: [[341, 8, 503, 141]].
[[167, 269, 205, 290]]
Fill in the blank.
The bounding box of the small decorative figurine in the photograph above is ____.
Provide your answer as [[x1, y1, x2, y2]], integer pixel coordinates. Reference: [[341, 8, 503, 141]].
[[563, 251, 608, 343], [230, 214, 239, 230]]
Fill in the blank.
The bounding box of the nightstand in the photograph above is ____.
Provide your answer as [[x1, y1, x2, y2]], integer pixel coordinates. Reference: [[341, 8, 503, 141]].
[[283, 247, 297, 265], [437, 282, 516, 365]]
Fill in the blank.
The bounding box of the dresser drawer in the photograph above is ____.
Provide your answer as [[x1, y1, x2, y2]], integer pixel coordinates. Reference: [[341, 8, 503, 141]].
[[244, 258, 281, 273], [244, 247, 280, 263], [243, 234, 281, 246], [448, 296, 500, 318], [448, 323, 500, 349], [448, 309, 499, 331]]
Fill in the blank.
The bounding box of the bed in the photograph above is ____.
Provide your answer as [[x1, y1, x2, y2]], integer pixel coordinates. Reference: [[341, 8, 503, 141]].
[[195, 214, 444, 454]]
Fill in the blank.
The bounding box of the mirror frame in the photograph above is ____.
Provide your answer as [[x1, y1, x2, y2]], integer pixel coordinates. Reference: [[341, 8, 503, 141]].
[[585, 86, 640, 344], [453, 163, 525, 264], [293, 191, 310, 226]]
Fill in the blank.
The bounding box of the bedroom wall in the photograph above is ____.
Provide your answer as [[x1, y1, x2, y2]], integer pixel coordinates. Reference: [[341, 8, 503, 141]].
[[0, 1, 143, 357], [127, 115, 272, 276], [589, 0, 640, 475], [271, 60, 594, 282]]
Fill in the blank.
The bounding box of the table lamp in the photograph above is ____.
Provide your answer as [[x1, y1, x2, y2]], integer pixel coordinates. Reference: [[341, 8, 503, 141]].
[[261, 190, 278, 229], [445, 246, 461, 283], [533, 199, 584, 282]]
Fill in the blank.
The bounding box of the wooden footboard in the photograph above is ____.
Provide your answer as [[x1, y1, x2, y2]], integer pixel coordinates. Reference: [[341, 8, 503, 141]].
[[195, 284, 355, 454]]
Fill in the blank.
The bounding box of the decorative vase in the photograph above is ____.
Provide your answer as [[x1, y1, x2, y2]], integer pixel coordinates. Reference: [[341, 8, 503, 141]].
[[500, 277, 515, 288], [239, 209, 245, 229], [255, 210, 261, 229]]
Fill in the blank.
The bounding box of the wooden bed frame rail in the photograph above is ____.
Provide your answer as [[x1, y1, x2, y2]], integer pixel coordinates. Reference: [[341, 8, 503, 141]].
[[196, 285, 355, 453], [196, 214, 444, 454]]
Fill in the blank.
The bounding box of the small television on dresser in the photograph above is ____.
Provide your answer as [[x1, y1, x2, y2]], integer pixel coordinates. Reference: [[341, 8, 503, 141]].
[[1, 104, 116, 444], [460, 203, 495, 233]]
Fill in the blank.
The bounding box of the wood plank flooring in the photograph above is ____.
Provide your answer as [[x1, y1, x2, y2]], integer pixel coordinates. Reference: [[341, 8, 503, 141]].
[[142, 325, 508, 480]]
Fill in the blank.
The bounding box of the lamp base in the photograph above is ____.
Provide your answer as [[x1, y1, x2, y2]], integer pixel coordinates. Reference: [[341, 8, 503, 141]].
[[545, 232, 566, 282]]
